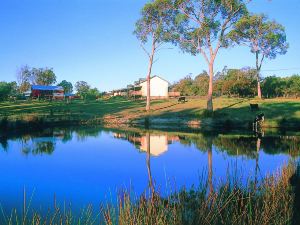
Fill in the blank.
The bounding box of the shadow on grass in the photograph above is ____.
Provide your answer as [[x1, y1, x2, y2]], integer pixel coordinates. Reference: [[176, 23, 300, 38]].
[[132, 98, 300, 130], [0, 99, 145, 118], [1, 98, 300, 130]]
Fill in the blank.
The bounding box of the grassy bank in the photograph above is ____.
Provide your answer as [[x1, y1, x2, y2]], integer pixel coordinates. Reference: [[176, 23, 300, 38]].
[[0, 97, 299, 130], [1, 163, 298, 225]]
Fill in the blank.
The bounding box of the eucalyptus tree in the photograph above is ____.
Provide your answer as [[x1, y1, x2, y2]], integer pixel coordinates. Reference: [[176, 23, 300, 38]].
[[168, 0, 249, 111], [58, 80, 73, 94], [16, 65, 34, 92], [228, 14, 288, 98], [134, 0, 173, 112], [35, 68, 57, 86], [17, 66, 57, 90], [75, 81, 90, 99]]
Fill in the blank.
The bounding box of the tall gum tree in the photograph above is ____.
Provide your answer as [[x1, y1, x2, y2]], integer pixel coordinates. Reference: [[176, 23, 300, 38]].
[[168, 0, 250, 111], [134, 0, 173, 112], [228, 14, 288, 98]]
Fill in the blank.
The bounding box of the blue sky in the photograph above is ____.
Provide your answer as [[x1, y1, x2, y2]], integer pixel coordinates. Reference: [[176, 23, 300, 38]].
[[0, 0, 299, 91]]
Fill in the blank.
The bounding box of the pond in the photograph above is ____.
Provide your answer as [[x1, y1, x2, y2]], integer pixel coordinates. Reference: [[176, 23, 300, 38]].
[[0, 126, 299, 213]]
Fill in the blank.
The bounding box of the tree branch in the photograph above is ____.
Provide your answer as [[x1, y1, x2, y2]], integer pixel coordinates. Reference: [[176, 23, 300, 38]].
[[140, 43, 151, 59], [259, 54, 265, 71]]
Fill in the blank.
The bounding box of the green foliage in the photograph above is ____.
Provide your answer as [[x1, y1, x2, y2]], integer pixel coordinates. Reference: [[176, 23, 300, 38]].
[[0, 81, 18, 101], [173, 70, 300, 98], [58, 80, 73, 94], [35, 68, 57, 85], [172, 71, 209, 96], [169, 0, 248, 55], [228, 13, 288, 98], [218, 68, 257, 97], [228, 14, 288, 61], [134, 0, 174, 44], [135, 0, 176, 111], [166, 0, 250, 110], [74, 81, 100, 100], [262, 74, 300, 98], [286, 75, 300, 97], [261, 76, 286, 98], [16, 65, 57, 89], [194, 71, 210, 96], [75, 81, 91, 98], [172, 68, 257, 97], [172, 75, 196, 96], [86, 88, 100, 100]]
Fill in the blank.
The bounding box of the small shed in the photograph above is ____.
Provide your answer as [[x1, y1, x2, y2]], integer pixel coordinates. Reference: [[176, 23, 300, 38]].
[[31, 85, 64, 99]]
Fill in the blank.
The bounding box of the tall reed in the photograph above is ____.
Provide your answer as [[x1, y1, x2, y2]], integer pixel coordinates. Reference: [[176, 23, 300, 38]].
[[103, 163, 296, 225]]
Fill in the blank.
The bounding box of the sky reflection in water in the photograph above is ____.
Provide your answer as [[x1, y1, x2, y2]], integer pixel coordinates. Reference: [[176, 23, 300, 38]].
[[0, 127, 297, 211]]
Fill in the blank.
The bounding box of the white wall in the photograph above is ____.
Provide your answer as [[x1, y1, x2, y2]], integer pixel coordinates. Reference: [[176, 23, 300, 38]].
[[140, 76, 169, 97]]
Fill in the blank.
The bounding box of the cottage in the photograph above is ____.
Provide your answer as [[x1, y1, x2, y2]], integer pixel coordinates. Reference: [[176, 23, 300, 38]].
[[138, 76, 169, 99], [112, 76, 180, 99]]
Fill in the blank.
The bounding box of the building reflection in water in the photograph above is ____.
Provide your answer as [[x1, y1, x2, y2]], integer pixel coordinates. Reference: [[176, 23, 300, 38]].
[[113, 132, 179, 157], [114, 132, 181, 195]]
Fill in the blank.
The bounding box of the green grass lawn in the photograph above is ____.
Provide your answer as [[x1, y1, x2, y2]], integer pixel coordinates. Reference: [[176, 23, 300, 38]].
[[0, 97, 299, 129]]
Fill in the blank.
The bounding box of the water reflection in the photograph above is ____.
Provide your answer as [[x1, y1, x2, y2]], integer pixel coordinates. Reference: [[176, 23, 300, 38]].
[[207, 137, 213, 194], [112, 130, 300, 158], [0, 136, 8, 151], [19, 130, 63, 155], [0, 126, 299, 211], [113, 132, 179, 156], [1, 127, 300, 158], [145, 132, 155, 196]]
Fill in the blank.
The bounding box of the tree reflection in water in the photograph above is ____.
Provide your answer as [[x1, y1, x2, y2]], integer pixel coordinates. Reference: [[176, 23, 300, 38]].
[[146, 132, 155, 197], [21, 139, 56, 155], [207, 137, 213, 195], [0, 127, 299, 201], [113, 129, 300, 194], [0, 135, 8, 151], [254, 134, 262, 191], [1, 127, 300, 159]]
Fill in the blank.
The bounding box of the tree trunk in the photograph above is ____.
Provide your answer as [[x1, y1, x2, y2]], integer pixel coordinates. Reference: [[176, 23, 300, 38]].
[[146, 74, 151, 111], [257, 77, 262, 99], [256, 52, 262, 99], [207, 62, 214, 111], [146, 49, 154, 112]]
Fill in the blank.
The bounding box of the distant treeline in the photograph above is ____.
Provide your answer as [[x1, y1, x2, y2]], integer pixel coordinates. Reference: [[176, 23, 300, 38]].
[[171, 68, 300, 98], [0, 65, 101, 101]]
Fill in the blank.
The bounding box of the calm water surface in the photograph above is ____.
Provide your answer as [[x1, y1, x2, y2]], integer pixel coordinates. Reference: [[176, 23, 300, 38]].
[[0, 127, 299, 211]]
